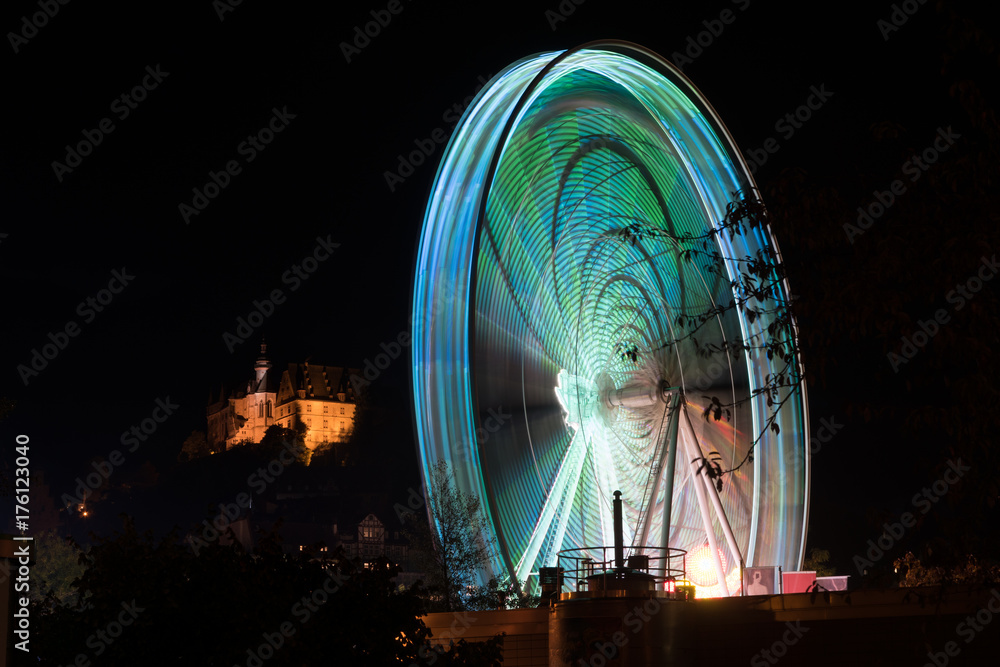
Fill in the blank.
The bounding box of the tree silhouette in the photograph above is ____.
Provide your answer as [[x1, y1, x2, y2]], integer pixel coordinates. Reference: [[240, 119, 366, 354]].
[[29, 530, 87, 609], [404, 462, 498, 612], [30, 515, 502, 665], [177, 430, 211, 462]]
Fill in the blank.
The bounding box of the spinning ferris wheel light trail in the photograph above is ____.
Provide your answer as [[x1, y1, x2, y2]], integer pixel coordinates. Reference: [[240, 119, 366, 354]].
[[412, 41, 810, 597]]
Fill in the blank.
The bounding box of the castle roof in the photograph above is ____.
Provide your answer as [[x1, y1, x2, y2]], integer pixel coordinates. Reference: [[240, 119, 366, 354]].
[[277, 363, 360, 403]]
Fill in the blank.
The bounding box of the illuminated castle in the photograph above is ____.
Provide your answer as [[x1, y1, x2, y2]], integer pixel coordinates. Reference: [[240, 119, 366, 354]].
[[206, 342, 359, 454]]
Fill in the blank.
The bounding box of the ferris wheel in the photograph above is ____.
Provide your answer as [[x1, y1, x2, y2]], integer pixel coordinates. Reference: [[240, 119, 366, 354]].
[[411, 41, 809, 597]]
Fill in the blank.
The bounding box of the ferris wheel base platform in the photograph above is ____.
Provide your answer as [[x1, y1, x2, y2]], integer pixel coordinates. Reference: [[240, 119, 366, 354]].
[[422, 582, 1000, 666]]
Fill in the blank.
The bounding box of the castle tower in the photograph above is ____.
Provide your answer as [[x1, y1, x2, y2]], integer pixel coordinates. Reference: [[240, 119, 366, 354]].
[[254, 339, 272, 387]]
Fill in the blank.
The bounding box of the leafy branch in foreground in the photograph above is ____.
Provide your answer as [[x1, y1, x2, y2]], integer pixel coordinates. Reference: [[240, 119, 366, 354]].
[[619, 189, 803, 486], [693, 451, 724, 492]]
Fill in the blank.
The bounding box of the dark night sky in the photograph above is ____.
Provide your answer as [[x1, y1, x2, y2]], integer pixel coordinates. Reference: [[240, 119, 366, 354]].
[[2, 0, 998, 578]]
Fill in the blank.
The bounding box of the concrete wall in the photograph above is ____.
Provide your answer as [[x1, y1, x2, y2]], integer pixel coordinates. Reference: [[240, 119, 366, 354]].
[[421, 584, 1000, 666], [423, 607, 550, 666]]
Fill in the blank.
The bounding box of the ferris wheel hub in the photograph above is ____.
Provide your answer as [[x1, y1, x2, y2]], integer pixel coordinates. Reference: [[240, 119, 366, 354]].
[[603, 381, 677, 410]]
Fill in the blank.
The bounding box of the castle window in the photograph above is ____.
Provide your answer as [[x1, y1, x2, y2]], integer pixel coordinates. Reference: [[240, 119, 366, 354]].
[[266, 401, 272, 418], [259, 403, 264, 418]]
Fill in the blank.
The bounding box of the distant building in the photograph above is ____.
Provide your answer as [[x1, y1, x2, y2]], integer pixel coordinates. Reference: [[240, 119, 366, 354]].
[[273, 360, 359, 452], [206, 344, 278, 450], [206, 342, 359, 455], [281, 511, 410, 564], [337, 512, 411, 568], [252, 468, 423, 585]]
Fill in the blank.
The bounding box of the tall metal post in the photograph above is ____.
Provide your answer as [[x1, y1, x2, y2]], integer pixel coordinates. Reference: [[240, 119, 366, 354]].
[[613, 490, 624, 569]]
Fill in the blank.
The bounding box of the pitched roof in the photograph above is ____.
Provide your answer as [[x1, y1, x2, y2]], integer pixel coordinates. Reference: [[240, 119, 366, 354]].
[[277, 363, 361, 402]]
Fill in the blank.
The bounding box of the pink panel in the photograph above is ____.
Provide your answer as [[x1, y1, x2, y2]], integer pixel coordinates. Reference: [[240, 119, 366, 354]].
[[782, 570, 817, 594]]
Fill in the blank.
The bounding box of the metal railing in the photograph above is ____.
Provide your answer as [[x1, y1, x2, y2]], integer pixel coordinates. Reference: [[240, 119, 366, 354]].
[[550, 545, 689, 596]]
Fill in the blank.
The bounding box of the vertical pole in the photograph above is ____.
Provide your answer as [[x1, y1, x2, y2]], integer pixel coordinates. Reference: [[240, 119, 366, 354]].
[[613, 490, 624, 569]]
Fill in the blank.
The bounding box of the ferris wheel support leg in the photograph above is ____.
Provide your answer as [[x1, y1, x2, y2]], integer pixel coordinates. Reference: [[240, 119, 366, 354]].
[[681, 418, 730, 596], [637, 394, 681, 551], [659, 394, 681, 552], [681, 403, 744, 576]]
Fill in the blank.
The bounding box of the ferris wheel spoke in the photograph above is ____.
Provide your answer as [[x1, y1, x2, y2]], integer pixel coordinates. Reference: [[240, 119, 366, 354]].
[[481, 219, 576, 368], [541, 467, 581, 569], [592, 435, 625, 542], [514, 421, 590, 581]]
